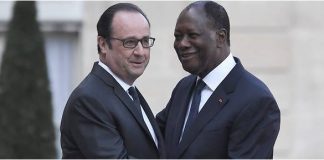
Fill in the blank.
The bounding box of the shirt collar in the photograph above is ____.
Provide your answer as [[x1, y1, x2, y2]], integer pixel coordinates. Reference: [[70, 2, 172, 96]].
[[200, 53, 236, 91], [98, 61, 133, 91]]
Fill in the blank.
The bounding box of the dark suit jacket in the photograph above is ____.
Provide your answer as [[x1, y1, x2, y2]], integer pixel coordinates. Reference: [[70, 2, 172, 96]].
[[156, 57, 280, 159], [60, 62, 166, 158]]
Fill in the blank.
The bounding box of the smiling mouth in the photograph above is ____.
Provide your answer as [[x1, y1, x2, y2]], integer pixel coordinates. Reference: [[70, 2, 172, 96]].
[[180, 52, 196, 60], [130, 61, 145, 68], [131, 61, 143, 64]]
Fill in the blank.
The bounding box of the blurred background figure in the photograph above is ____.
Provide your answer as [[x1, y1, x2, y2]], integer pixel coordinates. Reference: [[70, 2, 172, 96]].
[[1, 1, 324, 158]]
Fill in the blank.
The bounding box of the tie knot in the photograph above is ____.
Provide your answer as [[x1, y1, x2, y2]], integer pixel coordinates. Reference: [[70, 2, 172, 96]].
[[128, 87, 138, 100], [128, 87, 141, 113], [196, 79, 206, 92]]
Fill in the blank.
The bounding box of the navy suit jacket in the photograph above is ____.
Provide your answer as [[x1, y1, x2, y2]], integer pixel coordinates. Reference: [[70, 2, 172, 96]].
[[156, 58, 280, 158], [61, 62, 166, 158]]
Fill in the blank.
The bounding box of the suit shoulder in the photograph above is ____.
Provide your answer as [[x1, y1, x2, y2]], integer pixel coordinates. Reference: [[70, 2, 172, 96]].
[[240, 70, 275, 99], [65, 73, 114, 110], [175, 75, 196, 89]]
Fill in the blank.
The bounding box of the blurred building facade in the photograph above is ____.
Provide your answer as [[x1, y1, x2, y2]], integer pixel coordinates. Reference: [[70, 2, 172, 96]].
[[1, 1, 324, 158]]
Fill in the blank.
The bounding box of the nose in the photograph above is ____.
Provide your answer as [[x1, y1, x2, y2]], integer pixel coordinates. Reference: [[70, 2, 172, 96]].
[[176, 36, 190, 50], [133, 41, 145, 55]]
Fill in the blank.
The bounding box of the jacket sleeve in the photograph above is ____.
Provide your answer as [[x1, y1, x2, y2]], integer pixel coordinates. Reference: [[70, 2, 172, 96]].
[[156, 102, 170, 137], [228, 96, 280, 158], [61, 94, 132, 159]]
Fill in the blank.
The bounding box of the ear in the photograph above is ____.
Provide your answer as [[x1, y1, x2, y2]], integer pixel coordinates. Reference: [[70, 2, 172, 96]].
[[97, 36, 108, 55], [216, 29, 227, 48]]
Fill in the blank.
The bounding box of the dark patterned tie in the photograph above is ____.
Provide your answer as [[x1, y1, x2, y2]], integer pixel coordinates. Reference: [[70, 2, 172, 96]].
[[183, 79, 206, 133], [128, 87, 142, 115]]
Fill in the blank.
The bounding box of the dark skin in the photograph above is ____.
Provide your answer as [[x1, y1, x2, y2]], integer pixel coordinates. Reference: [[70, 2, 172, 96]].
[[174, 6, 230, 78]]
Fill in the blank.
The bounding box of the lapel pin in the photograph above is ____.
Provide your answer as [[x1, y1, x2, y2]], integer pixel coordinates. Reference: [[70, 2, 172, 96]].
[[218, 98, 223, 104]]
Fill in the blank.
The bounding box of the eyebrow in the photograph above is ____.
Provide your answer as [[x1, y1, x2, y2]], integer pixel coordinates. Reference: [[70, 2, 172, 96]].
[[123, 35, 151, 39]]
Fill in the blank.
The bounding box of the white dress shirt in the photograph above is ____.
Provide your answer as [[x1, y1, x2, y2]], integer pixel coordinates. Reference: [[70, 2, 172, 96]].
[[98, 61, 158, 147], [180, 53, 236, 141]]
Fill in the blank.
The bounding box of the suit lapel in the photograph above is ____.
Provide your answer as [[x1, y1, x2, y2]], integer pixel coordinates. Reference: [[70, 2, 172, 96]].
[[168, 76, 197, 154], [175, 58, 245, 158], [176, 87, 229, 157], [137, 89, 157, 137], [91, 62, 153, 141], [137, 89, 166, 156], [114, 87, 152, 135]]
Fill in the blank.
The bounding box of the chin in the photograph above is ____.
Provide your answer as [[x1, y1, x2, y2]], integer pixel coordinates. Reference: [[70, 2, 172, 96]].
[[132, 70, 144, 78], [183, 66, 199, 75]]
